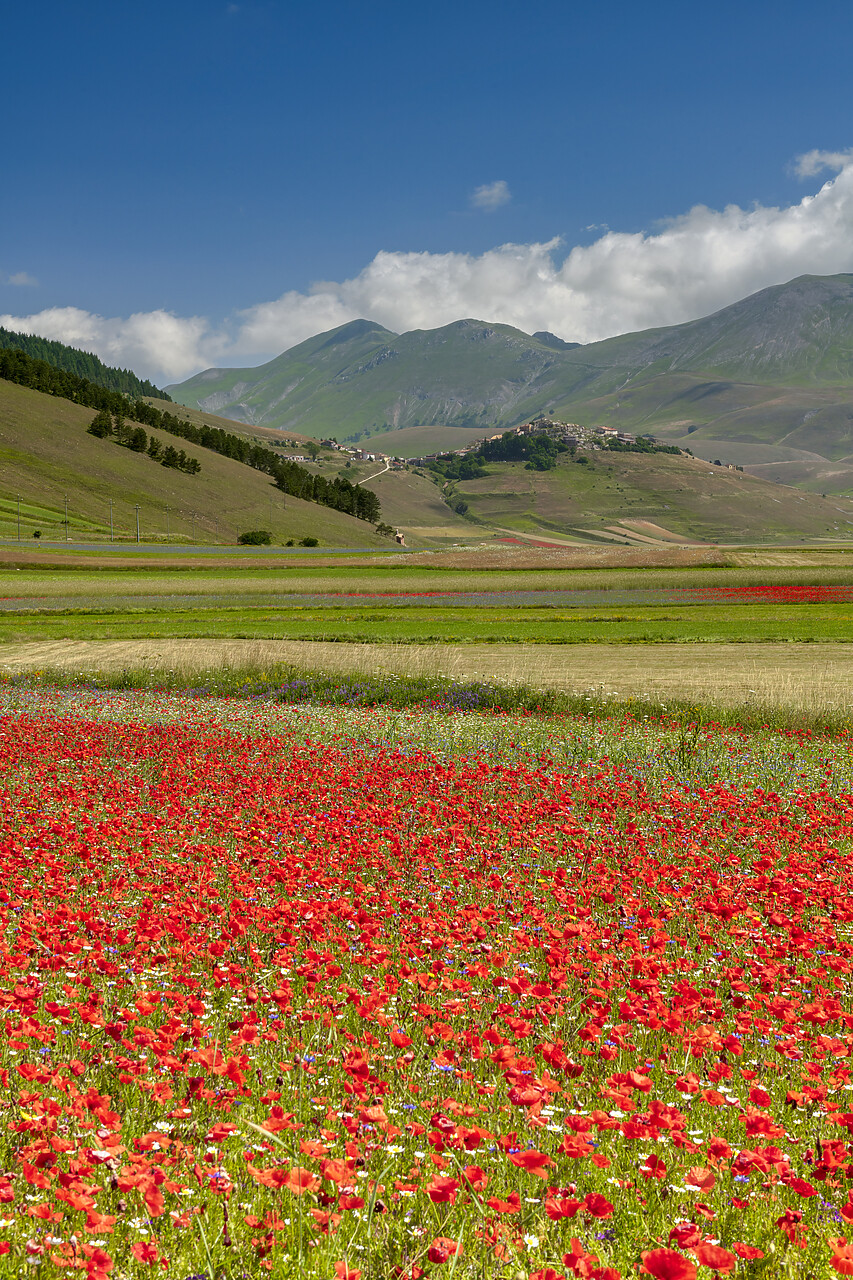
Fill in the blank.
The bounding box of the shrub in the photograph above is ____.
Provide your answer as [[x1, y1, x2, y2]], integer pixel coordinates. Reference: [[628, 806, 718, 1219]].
[[87, 409, 113, 438], [299, 536, 319, 547], [237, 530, 272, 545]]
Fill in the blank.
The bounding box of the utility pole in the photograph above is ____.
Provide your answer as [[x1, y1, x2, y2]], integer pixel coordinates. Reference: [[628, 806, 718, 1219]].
[[109, 498, 114, 543], [134, 505, 141, 544], [16, 495, 20, 542], [64, 495, 69, 542], [191, 511, 196, 543], [165, 506, 170, 543]]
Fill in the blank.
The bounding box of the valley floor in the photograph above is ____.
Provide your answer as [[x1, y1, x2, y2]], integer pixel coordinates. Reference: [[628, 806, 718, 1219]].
[[2, 637, 852, 718]]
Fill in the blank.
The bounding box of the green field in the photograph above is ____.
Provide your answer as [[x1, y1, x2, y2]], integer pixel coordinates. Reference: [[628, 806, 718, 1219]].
[[1, 557, 853, 647], [1, 601, 852, 644], [1, 550, 853, 733], [5, 557, 853, 595]]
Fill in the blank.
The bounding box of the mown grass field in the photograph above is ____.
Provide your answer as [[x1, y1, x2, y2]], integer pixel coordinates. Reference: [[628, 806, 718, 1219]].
[[4, 639, 853, 733]]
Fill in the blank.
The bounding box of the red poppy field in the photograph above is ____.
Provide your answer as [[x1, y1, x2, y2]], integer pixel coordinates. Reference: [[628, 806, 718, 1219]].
[[0, 691, 850, 1278]]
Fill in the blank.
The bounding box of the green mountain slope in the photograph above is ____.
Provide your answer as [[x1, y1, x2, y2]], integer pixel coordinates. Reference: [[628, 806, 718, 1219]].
[[2, 375, 850, 550], [169, 319, 577, 436], [549, 273, 853, 395], [168, 273, 853, 488], [0, 380, 388, 547]]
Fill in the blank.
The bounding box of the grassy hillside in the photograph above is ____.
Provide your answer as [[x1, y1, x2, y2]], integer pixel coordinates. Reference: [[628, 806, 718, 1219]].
[[7, 367, 852, 551], [549, 370, 853, 477], [144, 398, 319, 449], [280, 438, 853, 546], [349, 424, 499, 457], [0, 380, 388, 547], [452, 450, 853, 545]]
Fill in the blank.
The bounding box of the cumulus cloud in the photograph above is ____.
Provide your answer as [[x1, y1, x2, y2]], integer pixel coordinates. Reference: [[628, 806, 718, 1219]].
[[470, 179, 511, 211], [235, 156, 853, 356], [0, 305, 223, 383], [6, 271, 38, 287], [793, 148, 853, 178], [5, 152, 853, 384]]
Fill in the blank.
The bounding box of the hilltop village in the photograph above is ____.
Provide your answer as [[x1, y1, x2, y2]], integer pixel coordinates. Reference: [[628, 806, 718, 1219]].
[[406, 418, 645, 468], [273, 418, 669, 467]]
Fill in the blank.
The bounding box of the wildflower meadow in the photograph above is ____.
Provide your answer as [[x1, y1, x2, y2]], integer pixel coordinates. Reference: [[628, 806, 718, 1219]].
[[0, 687, 850, 1278]]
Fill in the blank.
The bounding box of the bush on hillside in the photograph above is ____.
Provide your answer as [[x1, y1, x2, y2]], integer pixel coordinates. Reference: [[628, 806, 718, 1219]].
[[237, 530, 272, 545]]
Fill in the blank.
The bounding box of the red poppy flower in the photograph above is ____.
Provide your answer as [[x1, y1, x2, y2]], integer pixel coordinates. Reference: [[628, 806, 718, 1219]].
[[130, 1243, 160, 1265], [693, 1243, 735, 1273], [485, 1192, 521, 1214], [830, 1239, 853, 1277], [545, 1196, 582, 1219], [507, 1149, 551, 1178], [562, 1237, 601, 1274], [732, 1244, 763, 1260], [685, 1166, 715, 1192], [640, 1250, 697, 1280], [786, 1177, 817, 1197], [425, 1176, 459, 1204], [641, 1155, 667, 1180], [669, 1225, 703, 1249], [583, 1192, 614, 1218], [428, 1237, 462, 1264]]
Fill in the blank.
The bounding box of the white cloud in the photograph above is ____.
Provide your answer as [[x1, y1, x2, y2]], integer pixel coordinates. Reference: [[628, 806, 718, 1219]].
[[470, 179, 511, 211], [6, 271, 38, 287], [0, 305, 222, 383], [235, 156, 853, 355], [4, 151, 853, 385], [792, 148, 853, 178]]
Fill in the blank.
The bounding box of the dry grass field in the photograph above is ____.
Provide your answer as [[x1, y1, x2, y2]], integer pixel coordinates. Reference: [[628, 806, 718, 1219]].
[[3, 636, 852, 716]]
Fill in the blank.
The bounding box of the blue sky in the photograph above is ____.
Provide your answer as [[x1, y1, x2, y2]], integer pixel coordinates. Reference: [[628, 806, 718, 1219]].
[[3, 0, 853, 383]]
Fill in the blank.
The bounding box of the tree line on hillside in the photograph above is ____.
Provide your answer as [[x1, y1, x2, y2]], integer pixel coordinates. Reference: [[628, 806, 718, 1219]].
[[427, 430, 569, 477], [88, 410, 201, 474], [0, 328, 168, 400], [603, 435, 683, 456], [0, 347, 382, 523]]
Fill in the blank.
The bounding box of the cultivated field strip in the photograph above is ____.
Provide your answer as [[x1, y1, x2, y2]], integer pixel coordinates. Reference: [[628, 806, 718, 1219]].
[[3, 638, 853, 715]]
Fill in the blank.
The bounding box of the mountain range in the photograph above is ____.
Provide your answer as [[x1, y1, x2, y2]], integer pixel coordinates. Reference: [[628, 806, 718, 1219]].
[[168, 273, 853, 492]]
